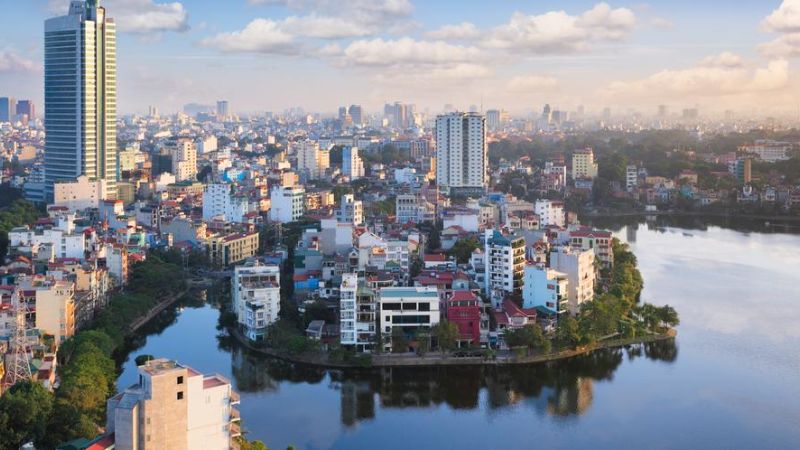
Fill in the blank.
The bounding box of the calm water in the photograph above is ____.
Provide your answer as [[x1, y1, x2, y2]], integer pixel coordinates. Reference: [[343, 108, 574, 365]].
[[118, 218, 800, 449]]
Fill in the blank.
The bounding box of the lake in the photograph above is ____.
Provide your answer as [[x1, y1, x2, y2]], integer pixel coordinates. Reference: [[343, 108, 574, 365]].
[[117, 217, 800, 449]]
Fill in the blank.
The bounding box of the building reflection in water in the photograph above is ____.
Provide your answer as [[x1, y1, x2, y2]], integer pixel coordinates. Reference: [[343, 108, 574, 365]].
[[227, 338, 677, 428]]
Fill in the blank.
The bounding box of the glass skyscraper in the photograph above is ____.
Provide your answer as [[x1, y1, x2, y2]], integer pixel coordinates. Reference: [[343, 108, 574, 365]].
[[44, 0, 117, 201]]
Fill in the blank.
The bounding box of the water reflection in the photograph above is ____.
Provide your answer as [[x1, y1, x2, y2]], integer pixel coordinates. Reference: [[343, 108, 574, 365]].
[[225, 337, 678, 427]]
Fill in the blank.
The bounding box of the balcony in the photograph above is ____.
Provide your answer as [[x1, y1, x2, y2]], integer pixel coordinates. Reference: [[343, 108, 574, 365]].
[[229, 422, 242, 438], [230, 390, 240, 405], [230, 407, 241, 422]]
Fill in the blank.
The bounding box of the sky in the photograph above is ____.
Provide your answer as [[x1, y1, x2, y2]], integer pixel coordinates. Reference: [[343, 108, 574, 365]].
[[1, 0, 800, 117]]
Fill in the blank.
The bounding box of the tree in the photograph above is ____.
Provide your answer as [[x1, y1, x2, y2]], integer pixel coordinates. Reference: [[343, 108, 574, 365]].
[[391, 327, 409, 353], [0, 381, 54, 449], [135, 354, 155, 366], [504, 325, 550, 355], [415, 329, 430, 355], [433, 319, 460, 352], [556, 316, 581, 348], [656, 305, 680, 329], [447, 237, 480, 264]]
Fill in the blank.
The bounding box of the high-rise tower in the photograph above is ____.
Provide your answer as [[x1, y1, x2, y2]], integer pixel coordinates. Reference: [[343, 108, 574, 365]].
[[44, 0, 117, 201], [435, 112, 488, 195]]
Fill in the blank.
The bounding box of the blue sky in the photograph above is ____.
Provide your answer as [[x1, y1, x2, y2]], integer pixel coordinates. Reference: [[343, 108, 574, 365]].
[[1, 0, 798, 116]]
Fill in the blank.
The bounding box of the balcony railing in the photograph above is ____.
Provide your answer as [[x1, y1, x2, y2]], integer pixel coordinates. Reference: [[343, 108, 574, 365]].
[[230, 390, 240, 405]]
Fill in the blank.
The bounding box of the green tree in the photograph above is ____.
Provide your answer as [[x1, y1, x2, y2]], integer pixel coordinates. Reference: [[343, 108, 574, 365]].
[[556, 316, 581, 348], [447, 237, 480, 264], [433, 319, 460, 352], [391, 327, 409, 354], [0, 381, 54, 449]]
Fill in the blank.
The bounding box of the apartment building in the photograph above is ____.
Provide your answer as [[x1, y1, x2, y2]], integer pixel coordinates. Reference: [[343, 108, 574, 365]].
[[232, 263, 280, 342], [339, 273, 377, 352], [484, 230, 526, 308], [572, 148, 599, 180], [106, 358, 240, 450], [208, 231, 259, 267], [17, 275, 75, 343], [378, 286, 441, 350], [549, 247, 596, 314], [522, 264, 569, 315]]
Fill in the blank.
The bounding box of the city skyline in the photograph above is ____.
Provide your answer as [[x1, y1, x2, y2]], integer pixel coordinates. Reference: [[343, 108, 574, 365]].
[[2, 0, 800, 116]]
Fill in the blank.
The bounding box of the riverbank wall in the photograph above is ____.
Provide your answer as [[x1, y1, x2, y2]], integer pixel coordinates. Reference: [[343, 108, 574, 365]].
[[230, 328, 677, 369]]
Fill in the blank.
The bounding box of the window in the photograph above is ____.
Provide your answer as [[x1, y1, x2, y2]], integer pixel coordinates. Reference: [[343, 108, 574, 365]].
[[177, 391, 184, 400], [177, 376, 184, 385]]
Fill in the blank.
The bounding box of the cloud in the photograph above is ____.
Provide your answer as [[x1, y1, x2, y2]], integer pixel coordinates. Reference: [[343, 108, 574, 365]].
[[246, 0, 414, 35], [107, 0, 189, 34], [485, 2, 636, 54], [602, 58, 790, 100], [763, 0, 800, 33], [507, 75, 559, 92], [650, 17, 674, 29], [425, 22, 481, 40], [699, 52, 744, 68], [761, 33, 800, 57], [199, 19, 300, 54], [342, 37, 483, 67], [0, 50, 39, 73]]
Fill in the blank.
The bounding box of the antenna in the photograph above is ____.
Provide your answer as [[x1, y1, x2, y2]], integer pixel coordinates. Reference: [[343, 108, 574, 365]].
[[6, 288, 33, 386]]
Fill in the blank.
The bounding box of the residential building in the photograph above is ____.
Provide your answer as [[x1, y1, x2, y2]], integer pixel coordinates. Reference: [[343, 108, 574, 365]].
[[0, 97, 16, 122], [203, 183, 249, 223], [484, 230, 526, 308], [54, 175, 109, 212], [572, 148, 598, 180], [626, 165, 638, 191], [436, 112, 488, 195], [295, 140, 329, 180], [167, 139, 198, 182], [269, 185, 305, 222], [342, 146, 365, 180], [105, 243, 129, 286], [45, 0, 118, 201], [522, 264, 569, 315], [446, 290, 482, 347], [106, 358, 239, 450], [336, 194, 363, 226], [232, 263, 280, 341], [739, 140, 791, 162], [17, 275, 76, 344], [534, 199, 565, 228], [340, 273, 376, 352], [379, 286, 441, 349], [569, 229, 614, 267], [396, 194, 433, 224], [549, 247, 595, 314], [208, 232, 259, 267]]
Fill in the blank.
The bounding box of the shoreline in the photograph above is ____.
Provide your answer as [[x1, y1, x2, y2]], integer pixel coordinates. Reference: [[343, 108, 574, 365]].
[[228, 327, 677, 369], [582, 209, 800, 223]]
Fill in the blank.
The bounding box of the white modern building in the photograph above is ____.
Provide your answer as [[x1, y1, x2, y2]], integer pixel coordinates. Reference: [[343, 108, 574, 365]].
[[198, 135, 218, 154], [295, 140, 330, 180], [534, 199, 565, 228], [336, 194, 363, 226], [53, 175, 108, 212], [549, 247, 596, 314], [339, 273, 376, 352], [378, 286, 441, 349], [342, 146, 365, 180], [203, 183, 249, 223], [269, 185, 305, 222], [168, 139, 198, 182], [107, 358, 239, 450], [484, 229, 526, 308], [522, 264, 569, 315], [626, 165, 638, 192], [436, 112, 488, 195], [232, 264, 281, 342], [572, 148, 599, 180], [44, 0, 117, 201], [739, 140, 791, 162]]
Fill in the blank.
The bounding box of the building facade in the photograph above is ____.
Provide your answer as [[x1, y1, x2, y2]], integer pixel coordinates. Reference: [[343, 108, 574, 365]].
[[484, 230, 526, 308], [522, 264, 569, 314], [572, 148, 598, 180], [45, 0, 117, 201], [232, 263, 280, 341], [379, 286, 441, 350], [549, 247, 595, 315], [342, 146, 365, 180], [269, 186, 305, 222], [436, 112, 488, 195]]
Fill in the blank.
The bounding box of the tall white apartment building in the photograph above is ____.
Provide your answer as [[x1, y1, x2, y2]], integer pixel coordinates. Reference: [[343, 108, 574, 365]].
[[107, 358, 240, 450], [168, 139, 198, 182], [198, 136, 218, 154], [484, 229, 526, 308], [336, 194, 363, 226], [549, 247, 595, 315], [436, 112, 488, 195], [295, 140, 330, 180], [232, 264, 281, 341], [203, 183, 249, 222], [572, 148, 599, 180], [534, 199, 566, 228], [626, 165, 638, 192], [269, 185, 305, 222], [342, 146, 365, 180], [45, 0, 117, 201], [522, 264, 569, 314], [339, 273, 376, 351]]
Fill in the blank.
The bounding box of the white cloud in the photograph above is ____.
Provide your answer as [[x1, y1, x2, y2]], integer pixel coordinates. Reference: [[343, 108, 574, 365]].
[[602, 59, 790, 100], [107, 0, 189, 34], [763, 0, 800, 33], [507, 75, 559, 92], [699, 52, 744, 68], [650, 17, 675, 29], [246, 0, 413, 35], [485, 2, 636, 54], [199, 19, 300, 54], [425, 22, 481, 40], [342, 37, 483, 67], [0, 50, 39, 73], [761, 32, 800, 57], [279, 15, 375, 39]]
